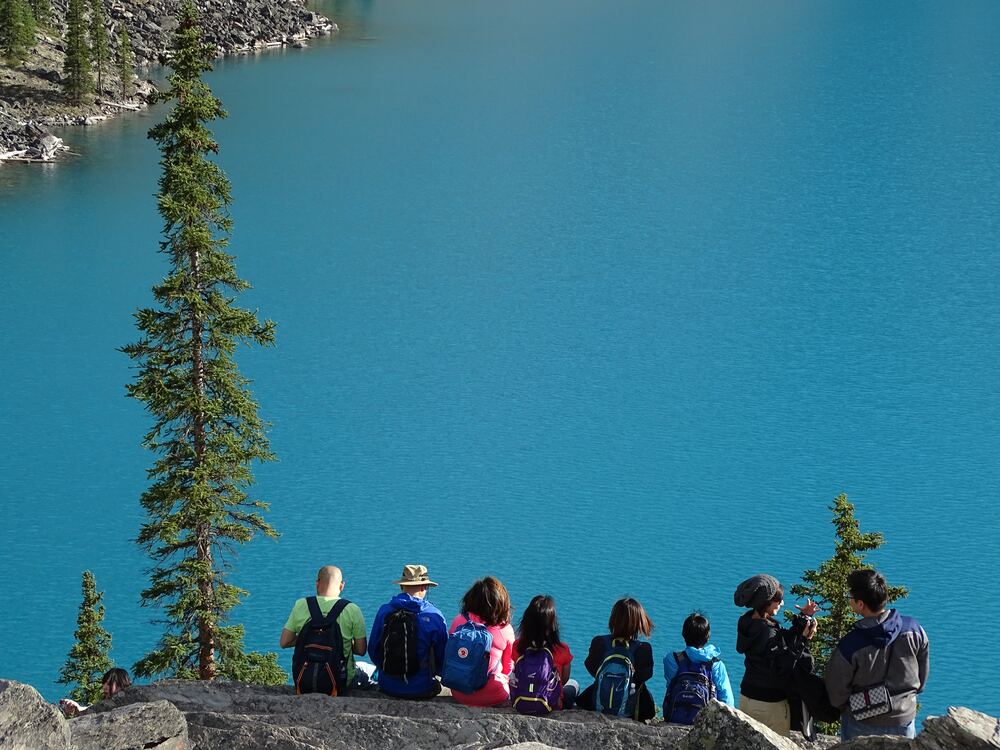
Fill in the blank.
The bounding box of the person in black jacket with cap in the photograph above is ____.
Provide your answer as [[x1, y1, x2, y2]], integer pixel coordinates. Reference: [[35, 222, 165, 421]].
[[734, 574, 818, 736]]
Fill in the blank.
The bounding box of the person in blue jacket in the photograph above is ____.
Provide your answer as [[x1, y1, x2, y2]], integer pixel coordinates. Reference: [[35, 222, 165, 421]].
[[662, 612, 735, 721], [368, 565, 448, 699]]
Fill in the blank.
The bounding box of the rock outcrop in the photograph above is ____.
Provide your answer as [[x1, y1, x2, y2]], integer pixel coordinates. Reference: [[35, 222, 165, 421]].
[[0, 679, 996, 750], [916, 706, 1000, 749], [94, 681, 690, 750], [681, 701, 810, 750], [69, 699, 187, 750], [0, 679, 71, 750]]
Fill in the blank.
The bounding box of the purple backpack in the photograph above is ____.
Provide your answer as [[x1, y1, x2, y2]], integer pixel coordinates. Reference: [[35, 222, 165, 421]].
[[510, 646, 562, 715]]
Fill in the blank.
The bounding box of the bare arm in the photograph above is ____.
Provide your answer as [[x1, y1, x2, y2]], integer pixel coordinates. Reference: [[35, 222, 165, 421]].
[[280, 628, 297, 649], [353, 637, 367, 656]]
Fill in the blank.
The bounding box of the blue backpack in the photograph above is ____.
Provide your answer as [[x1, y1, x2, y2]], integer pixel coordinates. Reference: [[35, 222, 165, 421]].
[[441, 614, 493, 693], [511, 646, 562, 715], [663, 651, 717, 725], [594, 637, 638, 717]]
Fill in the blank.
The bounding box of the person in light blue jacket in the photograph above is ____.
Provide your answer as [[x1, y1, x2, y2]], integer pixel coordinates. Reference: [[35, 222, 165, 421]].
[[662, 612, 735, 722]]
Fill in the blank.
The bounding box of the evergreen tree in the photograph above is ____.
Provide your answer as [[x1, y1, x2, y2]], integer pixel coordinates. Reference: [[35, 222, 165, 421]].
[[62, 0, 91, 102], [123, 1, 283, 684], [0, 0, 36, 63], [29, 0, 50, 28], [58, 571, 114, 705], [790, 494, 908, 675], [117, 25, 134, 98], [88, 0, 107, 96]]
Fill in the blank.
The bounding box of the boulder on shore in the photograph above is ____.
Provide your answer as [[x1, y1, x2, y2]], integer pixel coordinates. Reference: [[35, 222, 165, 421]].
[[69, 699, 187, 750], [681, 700, 803, 750], [0, 678, 997, 750], [0, 679, 71, 750]]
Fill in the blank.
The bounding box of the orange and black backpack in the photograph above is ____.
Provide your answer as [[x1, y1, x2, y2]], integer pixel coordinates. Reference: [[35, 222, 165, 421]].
[[292, 597, 350, 695]]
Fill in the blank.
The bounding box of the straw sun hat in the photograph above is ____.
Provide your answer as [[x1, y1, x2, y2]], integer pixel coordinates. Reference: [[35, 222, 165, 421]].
[[393, 564, 438, 587]]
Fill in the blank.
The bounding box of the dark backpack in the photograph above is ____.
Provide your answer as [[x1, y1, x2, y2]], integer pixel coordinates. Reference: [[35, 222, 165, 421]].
[[380, 607, 421, 678], [511, 646, 562, 715], [292, 597, 350, 696], [441, 614, 493, 693], [594, 637, 637, 717], [663, 651, 716, 725]]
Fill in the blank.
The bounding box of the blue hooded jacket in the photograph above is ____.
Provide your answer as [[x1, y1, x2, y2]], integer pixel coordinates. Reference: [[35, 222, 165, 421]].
[[368, 593, 448, 697], [662, 644, 735, 708]]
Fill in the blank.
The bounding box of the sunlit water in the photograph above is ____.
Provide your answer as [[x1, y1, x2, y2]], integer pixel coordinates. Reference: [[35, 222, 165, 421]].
[[2, 0, 999, 719]]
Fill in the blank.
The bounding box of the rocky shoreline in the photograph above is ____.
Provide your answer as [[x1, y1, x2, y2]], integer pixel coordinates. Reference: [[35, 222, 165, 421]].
[[1, 679, 998, 750], [0, 0, 336, 162]]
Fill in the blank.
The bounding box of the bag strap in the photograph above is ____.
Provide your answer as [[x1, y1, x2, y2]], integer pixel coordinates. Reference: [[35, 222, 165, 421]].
[[307, 597, 351, 627], [328, 598, 351, 624], [306, 596, 324, 625]]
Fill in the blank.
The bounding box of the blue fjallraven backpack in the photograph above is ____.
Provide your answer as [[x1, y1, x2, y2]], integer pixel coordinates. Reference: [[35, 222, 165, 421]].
[[440, 614, 493, 693]]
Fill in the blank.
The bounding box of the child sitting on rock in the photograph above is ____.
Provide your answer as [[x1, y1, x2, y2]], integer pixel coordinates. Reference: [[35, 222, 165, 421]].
[[575, 597, 656, 721], [662, 612, 734, 724]]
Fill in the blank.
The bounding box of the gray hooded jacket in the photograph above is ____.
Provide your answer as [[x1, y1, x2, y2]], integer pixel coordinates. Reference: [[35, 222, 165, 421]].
[[824, 609, 929, 727]]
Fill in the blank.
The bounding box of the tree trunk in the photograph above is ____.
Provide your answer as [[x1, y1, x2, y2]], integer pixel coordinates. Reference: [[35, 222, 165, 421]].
[[190, 247, 216, 681]]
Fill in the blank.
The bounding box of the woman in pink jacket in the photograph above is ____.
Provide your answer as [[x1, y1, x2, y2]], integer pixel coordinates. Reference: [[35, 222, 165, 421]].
[[448, 576, 515, 707]]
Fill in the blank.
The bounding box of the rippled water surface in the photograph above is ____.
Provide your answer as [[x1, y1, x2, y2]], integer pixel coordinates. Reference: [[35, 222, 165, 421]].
[[2, 0, 999, 718]]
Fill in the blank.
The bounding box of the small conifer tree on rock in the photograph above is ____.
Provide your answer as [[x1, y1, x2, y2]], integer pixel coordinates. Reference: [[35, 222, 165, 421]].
[[123, 1, 284, 685], [62, 0, 92, 102], [58, 571, 113, 704], [88, 0, 107, 95], [790, 493, 908, 676], [28, 0, 49, 29], [118, 25, 134, 99], [0, 0, 36, 63]]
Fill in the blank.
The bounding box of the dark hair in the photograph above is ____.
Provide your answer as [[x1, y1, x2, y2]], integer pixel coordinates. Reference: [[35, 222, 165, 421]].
[[101, 668, 131, 696], [460, 576, 511, 627], [682, 612, 711, 648], [754, 586, 784, 618], [848, 569, 888, 612], [517, 594, 562, 651], [608, 597, 653, 641]]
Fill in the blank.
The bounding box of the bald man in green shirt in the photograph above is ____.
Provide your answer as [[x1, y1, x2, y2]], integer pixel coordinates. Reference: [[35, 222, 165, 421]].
[[280, 565, 374, 689]]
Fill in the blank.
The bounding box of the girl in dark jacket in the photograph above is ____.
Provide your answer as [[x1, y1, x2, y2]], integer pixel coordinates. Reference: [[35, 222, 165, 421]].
[[576, 597, 656, 721], [734, 575, 818, 736]]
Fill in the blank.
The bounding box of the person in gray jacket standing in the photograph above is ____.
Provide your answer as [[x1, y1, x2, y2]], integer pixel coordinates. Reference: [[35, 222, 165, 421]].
[[825, 570, 929, 740]]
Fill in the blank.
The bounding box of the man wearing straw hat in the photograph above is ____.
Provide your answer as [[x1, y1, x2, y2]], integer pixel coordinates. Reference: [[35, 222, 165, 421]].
[[368, 564, 449, 699]]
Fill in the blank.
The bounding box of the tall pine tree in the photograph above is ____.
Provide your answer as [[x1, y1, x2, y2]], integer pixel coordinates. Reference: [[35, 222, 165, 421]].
[[118, 25, 134, 98], [88, 0, 107, 96], [0, 0, 36, 63], [29, 0, 49, 28], [791, 493, 908, 672], [58, 571, 113, 705], [123, 1, 284, 684], [62, 0, 91, 102]]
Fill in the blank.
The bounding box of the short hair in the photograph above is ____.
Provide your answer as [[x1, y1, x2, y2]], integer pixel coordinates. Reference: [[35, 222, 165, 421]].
[[682, 612, 711, 648], [317, 566, 342, 586], [608, 597, 653, 640], [460, 576, 511, 627], [848, 569, 888, 612], [517, 594, 562, 650], [754, 586, 784, 618], [101, 668, 131, 696]]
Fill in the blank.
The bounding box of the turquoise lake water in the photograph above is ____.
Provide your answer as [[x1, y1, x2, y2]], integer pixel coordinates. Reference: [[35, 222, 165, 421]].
[[2, 0, 999, 719]]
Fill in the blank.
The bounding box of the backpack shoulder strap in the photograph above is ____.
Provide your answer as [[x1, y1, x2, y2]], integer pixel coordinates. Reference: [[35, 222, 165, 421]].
[[674, 651, 687, 666], [328, 598, 351, 623], [305, 596, 324, 625]]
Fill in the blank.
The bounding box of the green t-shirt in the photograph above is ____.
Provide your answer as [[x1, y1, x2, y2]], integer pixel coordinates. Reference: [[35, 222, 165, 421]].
[[284, 596, 366, 682]]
